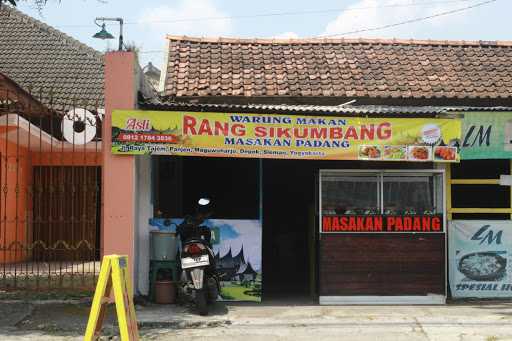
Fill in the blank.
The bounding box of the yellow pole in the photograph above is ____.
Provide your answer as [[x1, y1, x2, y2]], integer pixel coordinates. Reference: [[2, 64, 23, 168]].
[[84, 255, 139, 341], [450, 208, 512, 214], [111, 256, 139, 341], [446, 164, 452, 221], [84, 257, 113, 341], [450, 179, 500, 185]]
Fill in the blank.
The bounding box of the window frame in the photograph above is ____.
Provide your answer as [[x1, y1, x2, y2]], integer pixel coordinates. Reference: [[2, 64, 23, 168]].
[[319, 169, 446, 234]]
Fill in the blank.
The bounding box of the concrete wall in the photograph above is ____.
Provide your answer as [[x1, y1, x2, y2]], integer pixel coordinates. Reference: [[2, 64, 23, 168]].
[[135, 156, 153, 295], [0, 139, 30, 263], [103, 52, 137, 284], [31, 152, 102, 166]]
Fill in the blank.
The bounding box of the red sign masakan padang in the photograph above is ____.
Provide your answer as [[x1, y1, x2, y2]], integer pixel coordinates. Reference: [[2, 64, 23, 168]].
[[322, 215, 443, 233]]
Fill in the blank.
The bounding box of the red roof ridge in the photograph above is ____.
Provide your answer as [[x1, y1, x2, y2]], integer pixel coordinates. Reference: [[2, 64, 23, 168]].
[[166, 35, 512, 47]]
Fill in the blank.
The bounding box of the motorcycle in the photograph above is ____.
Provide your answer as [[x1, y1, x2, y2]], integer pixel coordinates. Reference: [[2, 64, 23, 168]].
[[177, 198, 220, 315]]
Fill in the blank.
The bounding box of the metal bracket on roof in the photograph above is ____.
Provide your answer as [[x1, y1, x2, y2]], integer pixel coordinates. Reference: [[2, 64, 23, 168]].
[[338, 100, 356, 107], [436, 112, 465, 119]]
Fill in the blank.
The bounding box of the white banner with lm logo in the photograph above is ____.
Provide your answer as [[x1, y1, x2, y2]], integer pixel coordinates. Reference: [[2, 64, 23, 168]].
[[449, 220, 512, 298]]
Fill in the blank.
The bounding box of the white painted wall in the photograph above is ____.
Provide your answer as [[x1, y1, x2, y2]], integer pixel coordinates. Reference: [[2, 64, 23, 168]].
[[135, 155, 153, 295]]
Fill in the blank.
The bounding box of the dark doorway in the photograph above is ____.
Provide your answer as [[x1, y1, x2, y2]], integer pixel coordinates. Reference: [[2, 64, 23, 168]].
[[155, 156, 317, 300], [451, 160, 511, 220], [154, 156, 260, 219], [262, 159, 316, 299]]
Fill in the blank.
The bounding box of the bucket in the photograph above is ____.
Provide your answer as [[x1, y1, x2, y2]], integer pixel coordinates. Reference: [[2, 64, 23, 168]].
[[154, 280, 177, 304], [150, 230, 177, 261]]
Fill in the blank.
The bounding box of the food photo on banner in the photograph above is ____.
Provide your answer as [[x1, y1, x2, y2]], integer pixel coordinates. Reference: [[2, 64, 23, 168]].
[[449, 221, 512, 298], [150, 218, 262, 302], [111, 110, 461, 162]]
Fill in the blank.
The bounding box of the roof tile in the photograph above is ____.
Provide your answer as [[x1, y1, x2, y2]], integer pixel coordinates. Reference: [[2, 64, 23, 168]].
[[161, 35, 512, 100], [0, 6, 103, 109]]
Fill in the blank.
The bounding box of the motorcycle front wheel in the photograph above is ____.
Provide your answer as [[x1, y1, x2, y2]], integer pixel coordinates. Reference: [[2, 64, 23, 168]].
[[195, 289, 208, 316]]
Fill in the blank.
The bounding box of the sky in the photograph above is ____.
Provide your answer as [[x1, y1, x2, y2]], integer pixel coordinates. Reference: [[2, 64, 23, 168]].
[[15, 0, 509, 70]]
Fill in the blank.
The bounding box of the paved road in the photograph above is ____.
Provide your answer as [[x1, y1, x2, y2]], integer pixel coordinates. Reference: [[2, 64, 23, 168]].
[[153, 304, 512, 341], [2, 303, 512, 340], [145, 310, 512, 341], [146, 320, 512, 341]]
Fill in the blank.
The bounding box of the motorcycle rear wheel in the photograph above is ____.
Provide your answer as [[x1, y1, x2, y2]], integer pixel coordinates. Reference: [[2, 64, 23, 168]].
[[196, 289, 208, 316], [207, 278, 219, 303]]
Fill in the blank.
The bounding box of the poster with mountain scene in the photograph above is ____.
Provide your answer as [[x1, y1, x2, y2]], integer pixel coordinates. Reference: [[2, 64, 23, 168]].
[[150, 218, 262, 302]]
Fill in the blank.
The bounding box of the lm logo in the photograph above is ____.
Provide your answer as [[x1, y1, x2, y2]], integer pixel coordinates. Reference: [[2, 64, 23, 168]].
[[471, 225, 503, 245], [463, 125, 491, 147]]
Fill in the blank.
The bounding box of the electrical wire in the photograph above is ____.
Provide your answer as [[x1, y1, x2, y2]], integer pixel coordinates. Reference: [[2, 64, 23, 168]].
[[55, 0, 482, 28], [138, 50, 165, 54], [315, 0, 497, 38], [136, 0, 498, 54]]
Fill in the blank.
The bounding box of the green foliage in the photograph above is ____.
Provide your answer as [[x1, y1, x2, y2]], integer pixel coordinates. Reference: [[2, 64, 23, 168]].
[[1, 0, 19, 6], [2, 0, 48, 7], [219, 292, 235, 300], [221, 282, 261, 301], [2, 1, 101, 10], [123, 41, 140, 54]]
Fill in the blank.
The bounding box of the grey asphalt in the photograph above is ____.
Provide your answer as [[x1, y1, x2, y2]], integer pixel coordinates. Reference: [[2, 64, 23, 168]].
[[1, 300, 512, 340]]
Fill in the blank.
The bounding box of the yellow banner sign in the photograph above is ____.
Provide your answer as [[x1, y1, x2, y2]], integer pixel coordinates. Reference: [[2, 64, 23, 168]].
[[112, 110, 461, 162]]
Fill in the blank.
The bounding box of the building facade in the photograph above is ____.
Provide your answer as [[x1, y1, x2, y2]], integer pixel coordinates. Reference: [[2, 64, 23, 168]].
[[101, 37, 512, 303]]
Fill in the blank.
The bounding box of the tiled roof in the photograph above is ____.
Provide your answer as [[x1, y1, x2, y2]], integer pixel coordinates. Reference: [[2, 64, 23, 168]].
[[140, 97, 512, 116], [0, 72, 47, 114], [0, 5, 104, 110], [163, 35, 512, 100]]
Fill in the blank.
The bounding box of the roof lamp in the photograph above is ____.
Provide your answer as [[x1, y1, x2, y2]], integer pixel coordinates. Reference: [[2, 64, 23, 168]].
[[93, 17, 124, 51], [92, 23, 114, 40]]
